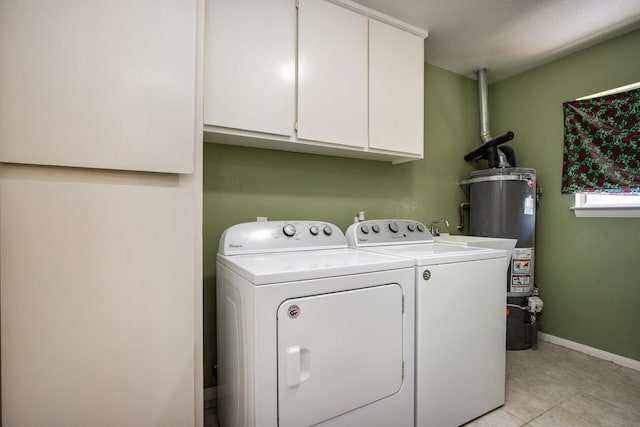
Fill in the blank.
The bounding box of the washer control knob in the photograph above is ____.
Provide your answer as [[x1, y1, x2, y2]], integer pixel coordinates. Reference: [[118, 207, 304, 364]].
[[372, 224, 381, 233], [388, 222, 399, 233], [323, 226, 333, 236], [360, 225, 369, 234], [407, 223, 416, 232], [283, 224, 296, 237], [417, 224, 425, 232], [309, 226, 319, 236]]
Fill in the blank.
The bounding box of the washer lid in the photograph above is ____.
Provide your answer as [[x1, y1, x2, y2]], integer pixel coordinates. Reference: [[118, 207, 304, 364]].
[[363, 243, 507, 266], [217, 248, 414, 285]]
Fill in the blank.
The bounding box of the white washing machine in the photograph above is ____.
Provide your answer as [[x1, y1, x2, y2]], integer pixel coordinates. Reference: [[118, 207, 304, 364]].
[[345, 219, 510, 427], [216, 220, 416, 427]]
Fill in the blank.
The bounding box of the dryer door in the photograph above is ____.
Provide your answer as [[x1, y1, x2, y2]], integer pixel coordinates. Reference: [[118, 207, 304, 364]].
[[277, 283, 403, 426]]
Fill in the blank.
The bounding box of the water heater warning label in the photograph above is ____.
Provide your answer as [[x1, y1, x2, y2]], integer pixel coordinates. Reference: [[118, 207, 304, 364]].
[[524, 196, 534, 215], [513, 248, 533, 260], [510, 248, 534, 293], [513, 259, 531, 274], [511, 275, 531, 291]]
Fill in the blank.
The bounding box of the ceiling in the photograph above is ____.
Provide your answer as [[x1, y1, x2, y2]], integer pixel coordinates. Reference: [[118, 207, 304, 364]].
[[352, 0, 640, 82]]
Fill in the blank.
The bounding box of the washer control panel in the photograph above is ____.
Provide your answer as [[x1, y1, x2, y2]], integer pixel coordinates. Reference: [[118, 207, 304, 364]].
[[346, 219, 433, 246], [219, 220, 346, 255]]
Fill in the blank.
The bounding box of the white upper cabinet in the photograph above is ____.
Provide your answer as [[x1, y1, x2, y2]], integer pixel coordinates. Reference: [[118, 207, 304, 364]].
[[297, 0, 368, 148], [0, 0, 197, 173], [203, 0, 427, 163], [369, 19, 425, 156], [204, 0, 295, 136]]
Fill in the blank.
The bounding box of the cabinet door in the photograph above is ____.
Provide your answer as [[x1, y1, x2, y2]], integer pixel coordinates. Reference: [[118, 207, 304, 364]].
[[297, 0, 368, 148], [369, 20, 424, 156], [0, 0, 196, 173], [204, 0, 295, 136], [0, 179, 196, 427]]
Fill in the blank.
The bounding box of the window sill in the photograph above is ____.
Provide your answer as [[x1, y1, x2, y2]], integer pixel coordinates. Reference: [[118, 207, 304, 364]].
[[571, 205, 640, 218]]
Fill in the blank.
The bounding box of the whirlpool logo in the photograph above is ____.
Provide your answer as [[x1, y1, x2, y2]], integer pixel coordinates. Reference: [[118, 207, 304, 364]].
[[228, 243, 243, 248]]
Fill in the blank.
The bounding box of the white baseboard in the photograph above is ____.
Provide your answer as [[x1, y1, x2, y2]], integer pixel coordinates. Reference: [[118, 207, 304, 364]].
[[538, 332, 640, 372], [204, 387, 217, 409]]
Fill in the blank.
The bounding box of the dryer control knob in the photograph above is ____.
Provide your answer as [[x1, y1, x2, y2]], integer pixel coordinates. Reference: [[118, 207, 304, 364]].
[[372, 224, 381, 233], [323, 226, 333, 236], [360, 225, 369, 234], [309, 226, 320, 235], [407, 223, 416, 232], [388, 222, 399, 233], [283, 224, 296, 237], [417, 224, 425, 232]]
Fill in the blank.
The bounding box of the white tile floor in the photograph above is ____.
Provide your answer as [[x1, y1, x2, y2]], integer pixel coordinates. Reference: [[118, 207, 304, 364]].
[[467, 341, 640, 426], [205, 341, 640, 427]]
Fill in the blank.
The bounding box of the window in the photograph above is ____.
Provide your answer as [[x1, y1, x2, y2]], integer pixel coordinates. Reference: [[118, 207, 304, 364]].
[[563, 82, 640, 218], [572, 192, 640, 217], [575, 82, 640, 101]]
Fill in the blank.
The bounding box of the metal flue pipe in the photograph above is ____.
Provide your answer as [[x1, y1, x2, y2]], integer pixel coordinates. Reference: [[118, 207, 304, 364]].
[[464, 68, 516, 168], [477, 69, 492, 143]]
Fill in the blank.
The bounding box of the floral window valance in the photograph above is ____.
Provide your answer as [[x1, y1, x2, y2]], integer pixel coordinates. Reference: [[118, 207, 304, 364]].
[[561, 88, 640, 194]]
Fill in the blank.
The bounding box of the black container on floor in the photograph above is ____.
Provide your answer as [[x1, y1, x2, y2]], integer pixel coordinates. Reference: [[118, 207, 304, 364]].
[[506, 296, 537, 350]]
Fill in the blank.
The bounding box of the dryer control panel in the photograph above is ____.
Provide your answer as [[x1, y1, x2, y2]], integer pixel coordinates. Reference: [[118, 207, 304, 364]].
[[219, 220, 347, 255], [346, 219, 434, 247]]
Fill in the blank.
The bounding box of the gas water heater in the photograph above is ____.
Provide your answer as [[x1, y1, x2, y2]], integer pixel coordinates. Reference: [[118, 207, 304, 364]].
[[461, 168, 542, 350]]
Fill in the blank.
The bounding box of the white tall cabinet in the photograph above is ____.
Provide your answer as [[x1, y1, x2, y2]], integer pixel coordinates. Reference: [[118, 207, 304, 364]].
[[0, 0, 197, 174], [0, 0, 203, 426], [0, 180, 197, 427]]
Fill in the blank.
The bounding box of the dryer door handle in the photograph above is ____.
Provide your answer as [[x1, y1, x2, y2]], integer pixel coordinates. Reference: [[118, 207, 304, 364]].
[[285, 346, 311, 388], [286, 346, 301, 387]]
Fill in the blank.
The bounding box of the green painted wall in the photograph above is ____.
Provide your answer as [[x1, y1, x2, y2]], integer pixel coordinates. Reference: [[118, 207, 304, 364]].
[[202, 30, 640, 388], [490, 28, 640, 360], [202, 64, 482, 387]]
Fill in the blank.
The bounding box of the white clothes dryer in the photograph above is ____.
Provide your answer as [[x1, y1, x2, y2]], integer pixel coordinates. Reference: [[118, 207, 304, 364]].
[[345, 219, 510, 427], [216, 220, 416, 427]]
